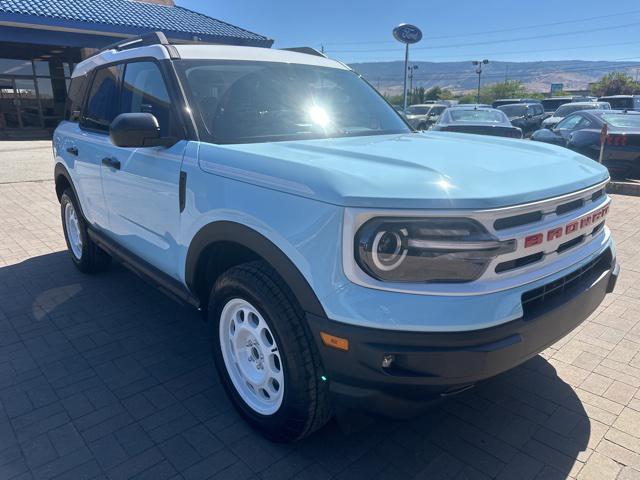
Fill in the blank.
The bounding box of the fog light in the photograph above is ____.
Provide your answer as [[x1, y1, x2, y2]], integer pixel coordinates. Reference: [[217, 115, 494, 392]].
[[382, 354, 395, 368]]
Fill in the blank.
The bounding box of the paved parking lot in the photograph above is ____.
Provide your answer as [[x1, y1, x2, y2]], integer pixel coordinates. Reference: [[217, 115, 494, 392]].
[[0, 146, 640, 479]]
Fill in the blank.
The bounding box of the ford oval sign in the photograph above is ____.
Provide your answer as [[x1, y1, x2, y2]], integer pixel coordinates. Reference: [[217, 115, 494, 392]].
[[393, 24, 422, 44]]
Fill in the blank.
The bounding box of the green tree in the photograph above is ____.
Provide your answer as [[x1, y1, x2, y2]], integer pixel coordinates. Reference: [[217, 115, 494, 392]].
[[482, 80, 527, 103], [411, 86, 425, 104], [424, 86, 443, 101], [591, 72, 640, 96]]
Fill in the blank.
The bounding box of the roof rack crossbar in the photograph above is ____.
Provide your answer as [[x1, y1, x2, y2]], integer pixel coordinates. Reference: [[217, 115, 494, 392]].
[[97, 31, 170, 55]]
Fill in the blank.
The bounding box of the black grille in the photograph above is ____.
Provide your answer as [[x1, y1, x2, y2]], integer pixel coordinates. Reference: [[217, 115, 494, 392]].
[[556, 199, 584, 216], [522, 249, 611, 314], [494, 211, 543, 230], [557, 235, 584, 253], [495, 252, 544, 273], [591, 189, 604, 201]]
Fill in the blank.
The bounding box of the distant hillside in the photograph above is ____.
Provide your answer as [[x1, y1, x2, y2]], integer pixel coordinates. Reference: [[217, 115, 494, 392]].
[[348, 60, 640, 94]]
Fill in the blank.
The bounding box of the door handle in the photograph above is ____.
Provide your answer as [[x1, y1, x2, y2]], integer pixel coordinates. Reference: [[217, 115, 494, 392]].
[[102, 157, 121, 170], [66, 146, 78, 156]]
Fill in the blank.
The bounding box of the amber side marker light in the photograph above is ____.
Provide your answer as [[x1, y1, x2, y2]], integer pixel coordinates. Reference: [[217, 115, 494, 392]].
[[320, 332, 349, 351]]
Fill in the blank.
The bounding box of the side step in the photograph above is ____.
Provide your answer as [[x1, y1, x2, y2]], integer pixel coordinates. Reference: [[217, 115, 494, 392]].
[[87, 227, 201, 310]]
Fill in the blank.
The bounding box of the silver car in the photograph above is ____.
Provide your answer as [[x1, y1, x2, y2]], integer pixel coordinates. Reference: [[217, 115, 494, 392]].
[[404, 104, 447, 130]]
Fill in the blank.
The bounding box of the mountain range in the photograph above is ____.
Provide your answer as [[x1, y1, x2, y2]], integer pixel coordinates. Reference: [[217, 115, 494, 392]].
[[348, 60, 640, 94]]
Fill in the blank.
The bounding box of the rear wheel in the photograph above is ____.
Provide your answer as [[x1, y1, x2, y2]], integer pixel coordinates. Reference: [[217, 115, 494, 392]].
[[60, 190, 111, 273], [209, 261, 331, 442]]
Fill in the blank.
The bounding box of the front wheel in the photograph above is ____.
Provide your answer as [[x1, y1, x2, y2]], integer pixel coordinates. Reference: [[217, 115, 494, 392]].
[[209, 261, 331, 442]]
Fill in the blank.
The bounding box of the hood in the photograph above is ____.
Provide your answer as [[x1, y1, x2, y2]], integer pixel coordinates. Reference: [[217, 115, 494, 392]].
[[197, 132, 609, 210]]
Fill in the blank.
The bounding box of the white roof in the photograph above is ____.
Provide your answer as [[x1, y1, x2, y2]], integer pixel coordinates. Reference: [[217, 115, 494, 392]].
[[73, 44, 348, 78], [175, 44, 349, 70]]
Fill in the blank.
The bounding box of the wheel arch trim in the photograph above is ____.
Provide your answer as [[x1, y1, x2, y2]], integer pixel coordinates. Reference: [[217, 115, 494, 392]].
[[185, 221, 326, 318], [54, 163, 85, 217]]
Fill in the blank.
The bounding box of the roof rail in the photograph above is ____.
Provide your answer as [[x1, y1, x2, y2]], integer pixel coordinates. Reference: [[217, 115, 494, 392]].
[[281, 47, 326, 58], [97, 31, 170, 55]]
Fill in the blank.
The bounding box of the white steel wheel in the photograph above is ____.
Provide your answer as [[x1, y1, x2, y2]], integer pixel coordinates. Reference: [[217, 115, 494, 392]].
[[64, 201, 83, 260], [219, 298, 285, 415]]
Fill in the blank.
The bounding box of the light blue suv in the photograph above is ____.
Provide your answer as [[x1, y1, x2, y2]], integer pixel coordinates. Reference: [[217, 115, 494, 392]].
[[53, 32, 618, 442]]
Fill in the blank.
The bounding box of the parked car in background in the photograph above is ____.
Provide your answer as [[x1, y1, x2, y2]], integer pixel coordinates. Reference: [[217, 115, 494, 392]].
[[404, 104, 450, 130], [431, 106, 523, 138], [541, 96, 597, 113], [597, 95, 640, 111], [542, 102, 611, 129], [531, 110, 640, 178], [498, 102, 545, 134], [404, 104, 433, 130], [450, 103, 492, 108], [492, 98, 541, 108], [423, 104, 448, 127]]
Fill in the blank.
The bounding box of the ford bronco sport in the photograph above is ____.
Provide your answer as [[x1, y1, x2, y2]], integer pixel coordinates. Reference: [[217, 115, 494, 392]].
[[53, 32, 619, 442]]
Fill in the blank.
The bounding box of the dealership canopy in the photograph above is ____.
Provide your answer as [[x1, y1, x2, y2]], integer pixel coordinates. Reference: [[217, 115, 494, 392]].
[[0, 0, 272, 136]]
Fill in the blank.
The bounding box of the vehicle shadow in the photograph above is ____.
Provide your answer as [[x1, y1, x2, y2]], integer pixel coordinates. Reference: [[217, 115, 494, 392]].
[[0, 251, 590, 479]]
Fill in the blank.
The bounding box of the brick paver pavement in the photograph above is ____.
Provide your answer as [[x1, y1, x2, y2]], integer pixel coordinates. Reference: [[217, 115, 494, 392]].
[[0, 176, 639, 479]]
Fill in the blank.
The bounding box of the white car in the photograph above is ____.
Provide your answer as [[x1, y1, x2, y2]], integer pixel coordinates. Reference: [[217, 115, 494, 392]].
[[543, 101, 611, 129]]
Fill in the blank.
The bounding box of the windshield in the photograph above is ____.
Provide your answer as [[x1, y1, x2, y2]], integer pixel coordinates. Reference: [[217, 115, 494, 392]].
[[405, 106, 430, 115], [448, 109, 509, 124], [498, 105, 527, 117], [176, 60, 409, 144], [601, 113, 640, 128], [555, 104, 594, 117]]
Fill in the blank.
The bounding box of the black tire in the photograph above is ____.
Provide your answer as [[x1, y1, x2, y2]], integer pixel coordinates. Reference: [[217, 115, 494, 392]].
[[208, 260, 332, 442], [60, 189, 111, 273]]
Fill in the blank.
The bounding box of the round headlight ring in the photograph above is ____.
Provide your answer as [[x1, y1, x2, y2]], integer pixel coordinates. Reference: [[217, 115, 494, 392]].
[[371, 229, 408, 271]]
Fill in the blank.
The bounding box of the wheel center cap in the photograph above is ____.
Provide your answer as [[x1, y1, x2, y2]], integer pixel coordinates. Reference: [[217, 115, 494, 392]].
[[246, 337, 264, 371]]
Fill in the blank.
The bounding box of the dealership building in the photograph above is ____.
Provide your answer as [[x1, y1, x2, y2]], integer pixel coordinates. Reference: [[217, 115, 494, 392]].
[[0, 0, 272, 136]]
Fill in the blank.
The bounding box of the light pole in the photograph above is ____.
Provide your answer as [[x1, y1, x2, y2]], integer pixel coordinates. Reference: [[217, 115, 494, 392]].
[[472, 59, 489, 104], [408, 65, 419, 105]]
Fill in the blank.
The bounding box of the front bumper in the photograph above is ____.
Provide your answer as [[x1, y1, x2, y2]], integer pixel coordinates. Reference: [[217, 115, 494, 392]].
[[308, 249, 618, 417]]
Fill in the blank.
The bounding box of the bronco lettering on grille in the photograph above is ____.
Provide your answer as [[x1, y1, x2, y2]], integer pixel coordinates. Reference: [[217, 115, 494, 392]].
[[524, 205, 609, 249]]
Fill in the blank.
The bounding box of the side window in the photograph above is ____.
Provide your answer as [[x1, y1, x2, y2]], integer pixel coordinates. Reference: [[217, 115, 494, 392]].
[[120, 61, 171, 136], [65, 74, 88, 122], [81, 65, 120, 132], [576, 116, 593, 129], [556, 114, 583, 130]]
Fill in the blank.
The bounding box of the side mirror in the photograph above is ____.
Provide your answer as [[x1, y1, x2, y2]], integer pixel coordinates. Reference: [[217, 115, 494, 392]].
[[110, 113, 176, 148]]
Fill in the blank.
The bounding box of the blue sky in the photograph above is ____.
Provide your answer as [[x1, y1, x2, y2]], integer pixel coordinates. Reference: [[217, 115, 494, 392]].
[[179, 0, 640, 65]]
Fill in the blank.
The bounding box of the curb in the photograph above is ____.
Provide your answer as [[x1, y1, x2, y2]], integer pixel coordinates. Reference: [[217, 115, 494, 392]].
[[607, 182, 640, 197]]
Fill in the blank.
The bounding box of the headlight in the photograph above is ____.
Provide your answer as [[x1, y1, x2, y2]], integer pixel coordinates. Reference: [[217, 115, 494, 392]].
[[355, 217, 516, 283]]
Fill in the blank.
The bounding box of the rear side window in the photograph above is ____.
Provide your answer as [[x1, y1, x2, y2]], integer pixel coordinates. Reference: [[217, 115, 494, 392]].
[[65, 75, 87, 122], [82, 65, 120, 132], [120, 61, 171, 136]]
